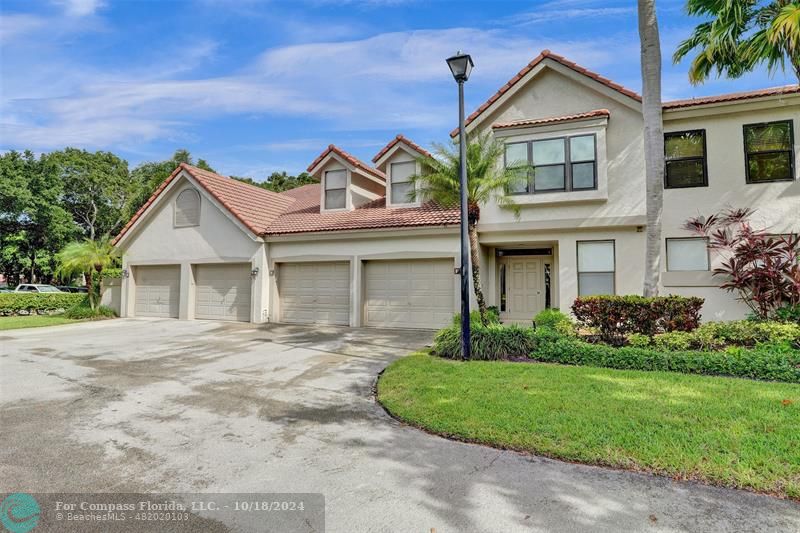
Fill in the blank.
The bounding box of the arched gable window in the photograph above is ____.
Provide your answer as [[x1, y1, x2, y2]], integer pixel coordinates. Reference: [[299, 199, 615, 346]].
[[174, 188, 201, 227]]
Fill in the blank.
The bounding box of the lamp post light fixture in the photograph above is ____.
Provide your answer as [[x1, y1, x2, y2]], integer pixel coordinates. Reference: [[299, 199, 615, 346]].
[[446, 50, 473, 361]]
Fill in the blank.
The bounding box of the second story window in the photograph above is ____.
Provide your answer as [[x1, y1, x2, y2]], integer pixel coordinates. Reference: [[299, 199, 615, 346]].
[[665, 130, 707, 188], [744, 120, 795, 183], [390, 161, 416, 204], [505, 134, 596, 194], [324, 169, 347, 209]]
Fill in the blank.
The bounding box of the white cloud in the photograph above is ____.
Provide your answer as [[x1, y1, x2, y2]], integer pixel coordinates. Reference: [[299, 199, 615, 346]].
[[1, 23, 639, 150], [509, 7, 635, 26], [52, 0, 106, 17], [0, 14, 46, 44]]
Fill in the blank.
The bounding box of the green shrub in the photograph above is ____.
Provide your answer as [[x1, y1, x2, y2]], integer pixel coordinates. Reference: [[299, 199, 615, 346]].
[[102, 267, 123, 280], [0, 293, 85, 316], [530, 330, 800, 383], [626, 333, 651, 348], [63, 300, 117, 319], [433, 322, 536, 361], [632, 320, 800, 351], [452, 308, 500, 327], [774, 303, 800, 324], [571, 295, 704, 344], [651, 331, 694, 351], [533, 308, 576, 337]]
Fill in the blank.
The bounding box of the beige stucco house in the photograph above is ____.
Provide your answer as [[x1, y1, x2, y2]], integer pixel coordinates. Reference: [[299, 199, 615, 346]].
[[113, 50, 800, 328]]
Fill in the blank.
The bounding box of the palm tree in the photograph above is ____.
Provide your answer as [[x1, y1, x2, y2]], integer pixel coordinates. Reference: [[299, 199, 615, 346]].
[[56, 236, 118, 310], [409, 133, 527, 324], [674, 0, 800, 83], [638, 0, 665, 297]]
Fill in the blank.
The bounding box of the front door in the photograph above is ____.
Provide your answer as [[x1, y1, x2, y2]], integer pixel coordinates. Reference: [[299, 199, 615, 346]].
[[503, 257, 545, 321]]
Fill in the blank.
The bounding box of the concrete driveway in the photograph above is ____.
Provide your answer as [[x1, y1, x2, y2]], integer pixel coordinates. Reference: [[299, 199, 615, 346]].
[[1, 319, 798, 532]]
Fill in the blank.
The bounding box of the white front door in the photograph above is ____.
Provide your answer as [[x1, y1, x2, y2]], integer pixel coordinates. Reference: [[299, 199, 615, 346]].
[[504, 257, 545, 320]]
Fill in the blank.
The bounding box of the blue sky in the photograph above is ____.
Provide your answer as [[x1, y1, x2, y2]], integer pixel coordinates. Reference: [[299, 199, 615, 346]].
[[1, 0, 794, 179]]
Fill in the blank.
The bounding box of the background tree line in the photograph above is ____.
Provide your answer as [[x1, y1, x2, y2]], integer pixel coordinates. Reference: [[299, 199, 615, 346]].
[[0, 148, 313, 286]]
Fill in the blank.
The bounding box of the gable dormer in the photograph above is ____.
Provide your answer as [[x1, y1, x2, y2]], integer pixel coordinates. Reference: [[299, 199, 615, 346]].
[[372, 135, 432, 207], [307, 145, 385, 212]]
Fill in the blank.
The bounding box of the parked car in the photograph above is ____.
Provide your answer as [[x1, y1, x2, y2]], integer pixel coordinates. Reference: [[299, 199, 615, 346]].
[[0, 288, 13, 293], [56, 286, 88, 293], [13, 284, 63, 293]]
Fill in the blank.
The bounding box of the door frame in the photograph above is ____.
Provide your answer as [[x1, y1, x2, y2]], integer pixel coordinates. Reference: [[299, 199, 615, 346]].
[[497, 255, 552, 321]]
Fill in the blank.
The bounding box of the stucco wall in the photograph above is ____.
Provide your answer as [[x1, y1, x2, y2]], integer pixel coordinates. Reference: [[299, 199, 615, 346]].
[[473, 67, 646, 227], [118, 174, 267, 322], [660, 104, 799, 320]]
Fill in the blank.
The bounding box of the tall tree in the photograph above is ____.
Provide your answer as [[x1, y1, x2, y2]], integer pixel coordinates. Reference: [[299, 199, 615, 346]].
[[638, 0, 665, 297], [127, 149, 215, 219], [0, 150, 76, 283], [231, 171, 317, 192], [674, 0, 800, 83], [49, 148, 131, 240], [409, 134, 527, 324]]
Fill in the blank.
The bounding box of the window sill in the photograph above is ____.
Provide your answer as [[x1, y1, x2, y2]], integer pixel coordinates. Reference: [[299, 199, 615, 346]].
[[509, 188, 607, 205]]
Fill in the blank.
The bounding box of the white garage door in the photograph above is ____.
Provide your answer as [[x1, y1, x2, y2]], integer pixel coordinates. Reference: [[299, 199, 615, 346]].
[[195, 263, 252, 322], [365, 259, 454, 329], [279, 262, 350, 325], [135, 265, 180, 318]]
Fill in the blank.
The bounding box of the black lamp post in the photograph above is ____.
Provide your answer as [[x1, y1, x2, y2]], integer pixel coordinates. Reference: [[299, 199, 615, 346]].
[[446, 51, 473, 361]]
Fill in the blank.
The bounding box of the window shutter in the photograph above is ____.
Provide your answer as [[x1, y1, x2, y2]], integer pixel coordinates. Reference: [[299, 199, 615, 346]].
[[175, 189, 201, 226]]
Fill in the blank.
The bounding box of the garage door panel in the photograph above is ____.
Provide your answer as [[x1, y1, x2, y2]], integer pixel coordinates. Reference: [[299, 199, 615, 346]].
[[365, 259, 454, 330], [195, 264, 251, 322], [135, 266, 180, 318], [279, 262, 350, 326]]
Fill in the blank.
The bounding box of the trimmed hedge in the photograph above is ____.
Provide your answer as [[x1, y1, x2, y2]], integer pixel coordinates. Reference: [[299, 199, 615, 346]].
[[531, 328, 800, 383], [630, 320, 800, 351], [0, 293, 85, 316], [433, 323, 537, 360], [572, 295, 704, 344]]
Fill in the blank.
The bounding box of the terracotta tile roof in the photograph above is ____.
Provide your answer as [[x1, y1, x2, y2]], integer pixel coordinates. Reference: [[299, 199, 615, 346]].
[[663, 85, 800, 109], [266, 184, 459, 235], [451, 49, 640, 137], [307, 144, 386, 181], [372, 134, 433, 163], [113, 163, 295, 245], [184, 164, 296, 234], [493, 109, 610, 130]]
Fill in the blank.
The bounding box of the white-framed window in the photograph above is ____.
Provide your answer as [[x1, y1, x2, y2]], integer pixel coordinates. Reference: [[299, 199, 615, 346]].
[[505, 134, 597, 194], [577, 240, 615, 296], [666, 237, 709, 271], [390, 161, 416, 204], [324, 169, 347, 209], [174, 188, 201, 227]]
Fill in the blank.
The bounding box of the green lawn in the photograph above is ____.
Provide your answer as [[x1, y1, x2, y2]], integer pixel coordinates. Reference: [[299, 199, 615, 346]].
[[378, 352, 800, 499], [0, 315, 80, 330]]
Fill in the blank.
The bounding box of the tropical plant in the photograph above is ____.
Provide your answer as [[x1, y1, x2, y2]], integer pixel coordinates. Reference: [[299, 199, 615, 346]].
[[684, 207, 800, 319], [56, 236, 119, 310], [408, 133, 527, 325], [674, 0, 800, 83], [638, 0, 665, 297]]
